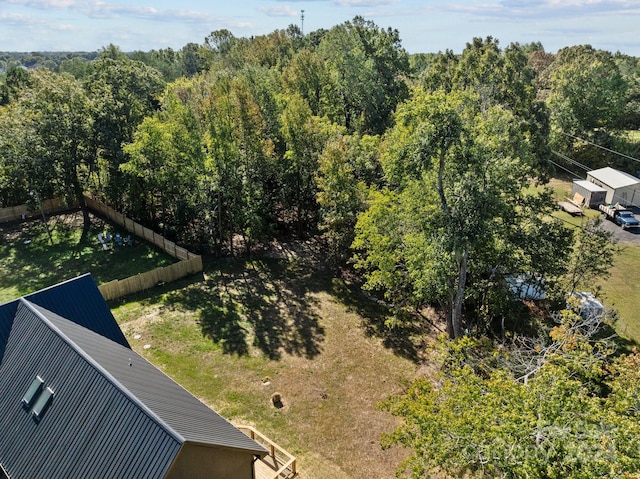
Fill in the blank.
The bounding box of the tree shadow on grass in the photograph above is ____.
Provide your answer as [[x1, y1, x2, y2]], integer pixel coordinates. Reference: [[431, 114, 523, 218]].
[[328, 273, 427, 363], [163, 258, 325, 360], [0, 217, 84, 298]]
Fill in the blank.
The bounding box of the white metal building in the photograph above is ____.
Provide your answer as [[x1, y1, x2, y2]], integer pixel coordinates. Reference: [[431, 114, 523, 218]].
[[586, 167, 640, 207], [572, 180, 607, 208]]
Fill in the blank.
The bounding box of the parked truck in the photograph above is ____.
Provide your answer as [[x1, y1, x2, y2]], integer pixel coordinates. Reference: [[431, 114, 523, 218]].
[[599, 203, 640, 229]]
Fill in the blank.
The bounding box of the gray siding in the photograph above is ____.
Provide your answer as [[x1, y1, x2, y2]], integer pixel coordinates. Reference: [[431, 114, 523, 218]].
[[166, 443, 256, 479]]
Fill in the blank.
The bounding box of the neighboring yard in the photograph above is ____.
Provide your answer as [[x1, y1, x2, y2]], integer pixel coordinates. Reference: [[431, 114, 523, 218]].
[[549, 178, 640, 342], [597, 243, 640, 341], [0, 211, 176, 303]]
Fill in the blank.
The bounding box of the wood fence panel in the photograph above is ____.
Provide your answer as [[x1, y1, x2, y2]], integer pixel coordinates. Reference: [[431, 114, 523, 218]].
[[98, 258, 203, 301], [4, 195, 204, 301], [0, 198, 68, 223]]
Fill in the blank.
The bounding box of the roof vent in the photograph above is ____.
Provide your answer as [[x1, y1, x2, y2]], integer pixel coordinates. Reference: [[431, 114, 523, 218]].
[[21, 376, 44, 409]]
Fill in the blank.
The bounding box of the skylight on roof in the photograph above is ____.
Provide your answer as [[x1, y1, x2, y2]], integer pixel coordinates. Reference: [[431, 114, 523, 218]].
[[31, 387, 54, 422], [21, 376, 44, 409]]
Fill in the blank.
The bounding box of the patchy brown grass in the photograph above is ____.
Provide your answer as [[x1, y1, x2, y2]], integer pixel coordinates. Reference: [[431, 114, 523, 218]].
[[112, 255, 425, 479]]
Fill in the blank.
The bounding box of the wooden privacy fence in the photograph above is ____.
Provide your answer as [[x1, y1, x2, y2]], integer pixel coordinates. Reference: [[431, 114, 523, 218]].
[[0, 198, 67, 223], [0, 195, 203, 300], [84, 196, 198, 262], [84, 195, 203, 301], [98, 256, 203, 301]]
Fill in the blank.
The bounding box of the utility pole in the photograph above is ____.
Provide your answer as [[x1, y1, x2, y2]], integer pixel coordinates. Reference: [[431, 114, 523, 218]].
[[301, 10, 305, 35]]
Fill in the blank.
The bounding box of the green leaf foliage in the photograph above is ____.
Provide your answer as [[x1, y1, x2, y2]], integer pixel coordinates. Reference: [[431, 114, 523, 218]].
[[381, 312, 640, 479]]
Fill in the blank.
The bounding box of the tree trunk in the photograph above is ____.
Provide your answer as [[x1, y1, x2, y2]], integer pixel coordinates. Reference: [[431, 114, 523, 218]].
[[72, 166, 91, 236], [447, 247, 468, 339], [437, 152, 448, 213], [452, 248, 468, 338]]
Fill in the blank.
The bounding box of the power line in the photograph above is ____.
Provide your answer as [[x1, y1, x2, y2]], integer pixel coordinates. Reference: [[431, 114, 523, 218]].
[[551, 150, 590, 172], [561, 131, 640, 164], [546, 157, 583, 179]]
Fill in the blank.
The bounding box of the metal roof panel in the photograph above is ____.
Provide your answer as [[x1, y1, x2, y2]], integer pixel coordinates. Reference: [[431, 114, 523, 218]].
[[588, 167, 640, 189], [0, 303, 181, 479], [31, 302, 266, 455]]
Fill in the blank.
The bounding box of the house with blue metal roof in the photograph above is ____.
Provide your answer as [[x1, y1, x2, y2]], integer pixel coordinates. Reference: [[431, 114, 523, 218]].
[[0, 274, 267, 479]]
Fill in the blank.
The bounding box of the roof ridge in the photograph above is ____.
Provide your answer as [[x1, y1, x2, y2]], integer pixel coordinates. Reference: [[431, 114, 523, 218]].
[[18, 299, 185, 445]]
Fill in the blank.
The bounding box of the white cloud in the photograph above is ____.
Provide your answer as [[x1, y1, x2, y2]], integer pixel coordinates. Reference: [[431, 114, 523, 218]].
[[1, 0, 78, 8], [258, 5, 298, 17], [0, 11, 45, 25], [333, 0, 398, 6]]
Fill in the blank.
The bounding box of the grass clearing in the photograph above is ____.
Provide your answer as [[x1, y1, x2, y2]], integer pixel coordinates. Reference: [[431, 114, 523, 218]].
[[111, 258, 424, 479], [597, 244, 640, 342], [0, 210, 176, 303]]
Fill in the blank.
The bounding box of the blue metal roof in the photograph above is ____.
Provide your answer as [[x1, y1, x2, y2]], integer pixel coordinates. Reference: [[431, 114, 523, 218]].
[[0, 274, 129, 365], [0, 302, 181, 479], [0, 276, 266, 478]]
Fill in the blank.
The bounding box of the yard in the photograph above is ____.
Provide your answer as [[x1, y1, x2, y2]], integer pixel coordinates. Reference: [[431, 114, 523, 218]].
[[2, 196, 640, 479], [111, 256, 423, 479], [0, 214, 423, 478], [0, 211, 176, 303]]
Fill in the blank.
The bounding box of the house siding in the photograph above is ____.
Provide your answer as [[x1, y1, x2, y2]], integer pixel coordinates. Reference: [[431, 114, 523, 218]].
[[587, 168, 640, 207], [165, 444, 257, 479]]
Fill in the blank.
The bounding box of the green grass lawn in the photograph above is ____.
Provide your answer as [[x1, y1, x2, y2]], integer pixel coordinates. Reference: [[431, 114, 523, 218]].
[[0, 211, 176, 303], [597, 243, 640, 342], [110, 257, 421, 479]]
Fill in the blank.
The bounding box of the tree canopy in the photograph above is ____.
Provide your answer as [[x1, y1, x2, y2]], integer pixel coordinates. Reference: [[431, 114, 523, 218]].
[[1, 22, 638, 479]]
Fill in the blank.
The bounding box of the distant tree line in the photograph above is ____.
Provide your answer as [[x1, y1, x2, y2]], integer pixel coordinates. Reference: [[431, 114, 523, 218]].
[[2, 18, 640, 477], [0, 21, 635, 324]]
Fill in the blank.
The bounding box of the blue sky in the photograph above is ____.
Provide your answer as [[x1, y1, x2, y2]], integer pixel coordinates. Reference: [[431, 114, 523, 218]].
[[0, 0, 638, 55]]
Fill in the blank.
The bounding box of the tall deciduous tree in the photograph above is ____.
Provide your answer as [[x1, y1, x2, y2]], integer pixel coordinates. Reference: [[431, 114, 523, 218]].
[[26, 70, 95, 230], [279, 94, 331, 236], [2, 70, 95, 230], [281, 48, 329, 117], [423, 37, 552, 173], [199, 71, 277, 253], [0, 104, 36, 206], [547, 45, 628, 149], [318, 16, 409, 135], [85, 54, 165, 208], [0, 66, 32, 106], [121, 80, 205, 238], [353, 88, 570, 338], [317, 133, 380, 262]]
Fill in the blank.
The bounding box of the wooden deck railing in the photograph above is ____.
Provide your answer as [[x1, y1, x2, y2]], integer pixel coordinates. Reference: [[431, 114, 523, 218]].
[[238, 426, 297, 479]]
